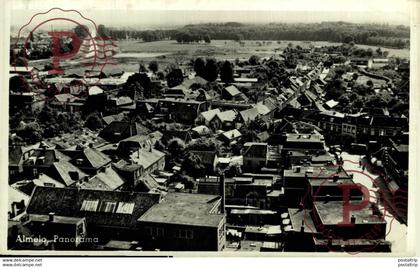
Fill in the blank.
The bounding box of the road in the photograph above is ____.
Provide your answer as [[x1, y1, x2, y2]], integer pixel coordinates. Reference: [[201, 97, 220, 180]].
[[341, 152, 407, 253]]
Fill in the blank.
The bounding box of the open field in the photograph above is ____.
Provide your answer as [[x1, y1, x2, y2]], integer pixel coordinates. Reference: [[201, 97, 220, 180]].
[[27, 39, 409, 76]]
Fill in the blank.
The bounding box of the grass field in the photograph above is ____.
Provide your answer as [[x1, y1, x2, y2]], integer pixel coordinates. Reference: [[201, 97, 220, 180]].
[[29, 39, 409, 76]]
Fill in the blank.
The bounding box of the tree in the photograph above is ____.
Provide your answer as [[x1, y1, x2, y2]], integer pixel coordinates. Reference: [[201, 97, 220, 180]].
[[204, 58, 219, 82], [166, 68, 184, 87], [97, 24, 110, 38], [167, 138, 186, 158], [182, 153, 205, 178], [194, 58, 206, 78], [220, 60, 234, 84], [139, 62, 147, 72], [74, 24, 89, 38], [148, 61, 159, 73], [85, 112, 104, 130], [9, 75, 30, 93], [203, 35, 211, 43], [249, 55, 260, 65]]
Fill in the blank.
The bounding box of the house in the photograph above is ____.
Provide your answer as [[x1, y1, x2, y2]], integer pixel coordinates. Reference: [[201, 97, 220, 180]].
[[196, 108, 221, 126], [69, 147, 112, 174], [209, 110, 238, 130], [282, 165, 349, 207], [191, 125, 212, 137], [99, 121, 151, 143], [242, 143, 268, 172], [49, 93, 84, 113], [218, 129, 242, 145], [25, 186, 162, 242], [162, 85, 192, 99], [14, 213, 88, 250], [80, 166, 126, 191], [106, 96, 135, 113], [20, 147, 88, 186], [190, 150, 218, 174], [102, 113, 126, 126], [370, 58, 389, 69], [129, 147, 166, 175], [117, 131, 163, 156], [9, 92, 46, 113], [181, 76, 208, 89], [156, 99, 208, 124], [88, 85, 104, 96], [45, 129, 107, 150], [222, 85, 248, 102], [239, 107, 260, 125], [8, 187, 30, 221], [138, 193, 226, 251]]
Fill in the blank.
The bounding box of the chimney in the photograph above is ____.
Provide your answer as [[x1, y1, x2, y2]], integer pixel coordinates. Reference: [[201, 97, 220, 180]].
[[219, 173, 226, 214], [350, 215, 356, 224], [48, 212, 55, 222], [300, 220, 305, 233], [295, 166, 301, 173]]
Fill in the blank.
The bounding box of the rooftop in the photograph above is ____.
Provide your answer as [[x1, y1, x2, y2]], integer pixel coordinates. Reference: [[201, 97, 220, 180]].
[[314, 200, 386, 225], [138, 193, 224, 228]]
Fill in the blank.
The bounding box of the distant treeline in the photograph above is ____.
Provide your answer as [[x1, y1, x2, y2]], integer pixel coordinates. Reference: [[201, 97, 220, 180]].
[[107, 21, 410, 49]]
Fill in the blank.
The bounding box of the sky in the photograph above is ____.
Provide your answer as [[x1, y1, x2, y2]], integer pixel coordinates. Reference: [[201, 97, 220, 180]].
[[10, 0, 412, 32]]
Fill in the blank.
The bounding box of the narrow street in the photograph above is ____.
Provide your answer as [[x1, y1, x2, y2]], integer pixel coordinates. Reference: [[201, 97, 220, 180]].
[[341, 152, 407, 253]]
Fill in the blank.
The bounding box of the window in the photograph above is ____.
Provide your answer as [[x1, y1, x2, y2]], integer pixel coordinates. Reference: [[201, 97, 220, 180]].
[[115, 202, 135, 214], [176, 229, 193, 239], [147, 227, 165, 237], [98, 201, 117, 213], [80, 200, 99, 212]]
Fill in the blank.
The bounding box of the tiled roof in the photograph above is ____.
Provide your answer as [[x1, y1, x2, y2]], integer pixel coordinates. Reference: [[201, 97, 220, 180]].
[[26, 186, 161, 228], [52, 160, 87, 186], [199, 108, 221, 122], [81, 166, 125, 191], [224, 85, 241, 96], [82, 148, 112, 169], [215, 110, 237, 122], [240, 107, 260, 123]]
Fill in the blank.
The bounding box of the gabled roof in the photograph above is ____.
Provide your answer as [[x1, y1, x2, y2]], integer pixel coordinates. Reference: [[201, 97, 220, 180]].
[[83, 148, 112, 169], [102, 113, 126, 125], [182, 76, 208, 88], [215, 110, 237, 122], [26, 186, 161, 228], [325, 99, 339, 109], [190, 150, 217, 165], [52, 160, 87, 186], [243, 142, 268, 158], [88, 86, 104, 96], [240, 107, 260, 123], [52, 94, 80, 103], [81, 166, 125, 191], [224, 85, 241, 96], [138, 173, 161, 192], [254, 102, 271, 116], [130, 148, 165, 170], [199, 108, 221, 122], [221, 129, 242, 140]]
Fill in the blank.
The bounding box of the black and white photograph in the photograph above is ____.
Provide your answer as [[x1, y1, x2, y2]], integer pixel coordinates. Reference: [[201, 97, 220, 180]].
[[2, 0, 419, 260]]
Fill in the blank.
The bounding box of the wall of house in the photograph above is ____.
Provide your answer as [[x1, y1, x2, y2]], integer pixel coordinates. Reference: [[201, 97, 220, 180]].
[[138, 221, 223, 251]]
